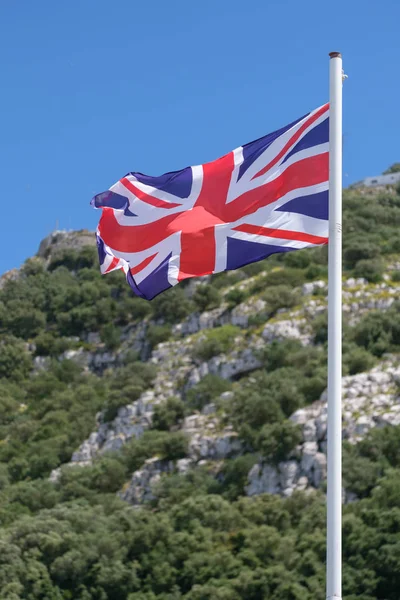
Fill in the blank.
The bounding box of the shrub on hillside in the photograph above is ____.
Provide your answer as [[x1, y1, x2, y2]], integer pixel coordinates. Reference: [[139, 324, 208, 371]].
[[153, 468, 221, 509], [186, 375, 232, 411], [33, 332, 77, 357], [229, 369, 304, 447], [152, 397, 185, 431], [343, 448, 382, 498], [193, 325, 241, 361], [211, 271, 244, 289], [232, 391, 284, 448], [20, 258, 46, 277], [220, 454, 258, 500], [304, 263, 328, 280], [151, 287, 194, 324], [312, 313, 328, 345], [100, 323, 122, 350], [225, 288, 247, 308], [257, 421, 302, 464], [2, 301, 46, 339], [0, 336, 32, 381], [122, 430, 188, 473], [262, 284, 300, 315], [343, 344, 375, 375], [354, 258, 384, 283], [250, 268, 305, 295], [103, 363, 156, 422], [0, 381, 23, 428], [48, 246, 98, 272], [261, 339, 303, 371], [283, 250, 311, 269], [116, 296, 152, 324], [56, 306, 99, 336], [353, 305, 400, 356], [343, 425, 400, 499], [159, 431, 189, 461], [383, 163, 400, 174], [146, 324, 171, 350], [391, 270, 400, 282], [300, 370, 327, 403], [192, 284, 221, 312], [59, 456, 127, 499], [343, 241, 380, 269], [239, 259, 269, 277]]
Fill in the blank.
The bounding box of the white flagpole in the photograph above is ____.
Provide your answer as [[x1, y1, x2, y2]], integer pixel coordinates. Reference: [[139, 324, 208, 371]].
[[327, 51, 343, 600]]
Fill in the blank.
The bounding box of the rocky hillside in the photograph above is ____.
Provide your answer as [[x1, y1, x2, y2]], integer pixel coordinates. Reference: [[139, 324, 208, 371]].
[[0, 178, 400, 599]]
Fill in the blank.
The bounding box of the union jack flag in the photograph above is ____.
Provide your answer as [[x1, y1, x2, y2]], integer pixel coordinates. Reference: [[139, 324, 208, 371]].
[[92, 104, 329, 300]]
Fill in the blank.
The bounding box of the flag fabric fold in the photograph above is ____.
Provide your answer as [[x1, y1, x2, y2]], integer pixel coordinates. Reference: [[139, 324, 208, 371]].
[[92, 104, 329, 300]]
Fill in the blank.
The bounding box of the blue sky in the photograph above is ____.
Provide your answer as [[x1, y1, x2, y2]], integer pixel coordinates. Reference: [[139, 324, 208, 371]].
[[1, 0, 399, 275]]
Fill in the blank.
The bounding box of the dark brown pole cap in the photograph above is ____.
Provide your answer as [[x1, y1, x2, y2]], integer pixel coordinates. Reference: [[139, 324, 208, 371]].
[[329, 52, 342, 58]]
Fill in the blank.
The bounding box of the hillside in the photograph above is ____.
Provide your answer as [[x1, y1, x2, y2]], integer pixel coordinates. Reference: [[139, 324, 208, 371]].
[[0, 178, 399, 599]]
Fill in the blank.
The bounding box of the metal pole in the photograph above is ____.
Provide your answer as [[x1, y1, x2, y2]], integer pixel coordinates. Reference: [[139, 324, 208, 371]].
[[326, 51, 343, 600]]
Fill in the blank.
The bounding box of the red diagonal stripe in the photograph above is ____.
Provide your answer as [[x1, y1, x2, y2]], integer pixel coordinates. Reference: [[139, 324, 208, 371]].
[[99, 210, 178, 253], [130, 253, 158, 275], [121, 177, 182, 209], [253, 104, 329, 180], [233, 223, 328, 245], [223, 152, 329, 223]]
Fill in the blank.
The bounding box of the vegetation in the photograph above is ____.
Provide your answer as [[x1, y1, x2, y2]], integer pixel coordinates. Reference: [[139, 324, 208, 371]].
[[0, 182, 398, 597], [192, 325, 241, 361]]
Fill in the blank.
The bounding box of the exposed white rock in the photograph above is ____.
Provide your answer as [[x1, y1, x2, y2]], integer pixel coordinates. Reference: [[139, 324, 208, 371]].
[[188, 430, 242, 461], [312, 453, 327, 488], [290, 408, 309, 426], [279, 460, 299, 491], [172, 305, 230, 336], [303, 419, 317, 442], [296, 476, 309, 491], [202, 403, 217, 415], [37, 229, 95, 259], [33, 356, 51, 372], [246, 464, 280, 496], [119, 415, 243, 505], [301, 442, 318, 474], [247, 358, 400, 498], [262, 318, 312, 345], [62, 348, 90, 367], [302, 280, 326, 295], [220, 391, 234, 402], [231, 298, 267, 328], [87, 332, 101, 345], [51, 267, 400, 503], [119, 457, 175, 505]]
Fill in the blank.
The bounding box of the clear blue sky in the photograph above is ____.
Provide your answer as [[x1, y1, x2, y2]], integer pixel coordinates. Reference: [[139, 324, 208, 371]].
[[1, 0, 399, 275]]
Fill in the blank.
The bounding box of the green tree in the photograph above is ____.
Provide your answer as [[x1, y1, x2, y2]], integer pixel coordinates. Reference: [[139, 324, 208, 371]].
[[0, 336, 32, 381], [192, 284, 221, 312], [152, 397, 185, 431], [186, 375, 231, 411], [257, 421, 302, 464]]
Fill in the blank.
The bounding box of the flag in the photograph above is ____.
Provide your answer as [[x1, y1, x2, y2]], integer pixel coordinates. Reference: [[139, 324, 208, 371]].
[[92, 104, 329, 300]]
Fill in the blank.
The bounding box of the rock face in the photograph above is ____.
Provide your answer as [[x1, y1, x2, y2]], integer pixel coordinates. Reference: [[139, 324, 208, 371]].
[[0, 268, 20, 290], [117, 358, 400, 506], [48, 265, 400, 502], [118, 412, 243, 506], [69, 390, 156, 467], [262, 318, 312, 345], [246, 359, 400, 498], [119, 457, 175, 505], [37, 229, 95, 259], [172, 305, 231, 336]]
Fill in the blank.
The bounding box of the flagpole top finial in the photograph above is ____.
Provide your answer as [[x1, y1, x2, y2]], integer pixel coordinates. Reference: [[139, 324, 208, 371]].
[[329, 51, 342, 59]]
